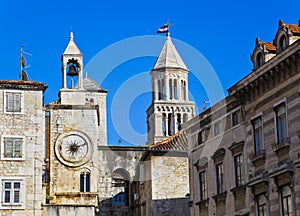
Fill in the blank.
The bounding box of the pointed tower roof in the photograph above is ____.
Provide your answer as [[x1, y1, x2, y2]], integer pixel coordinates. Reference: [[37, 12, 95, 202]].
[[63, 32, 82, 55], [153, 33, 188, 71]]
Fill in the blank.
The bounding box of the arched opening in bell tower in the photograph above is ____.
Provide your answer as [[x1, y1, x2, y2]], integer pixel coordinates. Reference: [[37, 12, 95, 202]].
[[66, 59, 80, 89]]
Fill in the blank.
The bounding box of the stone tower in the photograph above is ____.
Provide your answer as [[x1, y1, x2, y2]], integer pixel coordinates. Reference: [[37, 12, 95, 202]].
[[146, 33, 195, 145], [43, 32, 107, 215]]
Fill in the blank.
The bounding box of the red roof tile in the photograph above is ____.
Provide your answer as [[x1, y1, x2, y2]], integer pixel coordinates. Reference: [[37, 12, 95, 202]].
[[149, 131, 188, 151], [285, 24, 300, 34], [260, 42, 276, 51]]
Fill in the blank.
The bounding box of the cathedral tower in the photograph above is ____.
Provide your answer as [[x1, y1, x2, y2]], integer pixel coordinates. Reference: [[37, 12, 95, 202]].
[[147, 33, 195, 144]]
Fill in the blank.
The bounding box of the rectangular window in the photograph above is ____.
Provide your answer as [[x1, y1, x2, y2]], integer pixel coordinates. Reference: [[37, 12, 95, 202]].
[[199, 171, 207, 201], [216, 163, 224, 194], [232, 110, 241, 127], [2, 180, 22, 205], [234, 154, 244, 186], [4, 91, 23, 114], [275, 103, 287, 144], [214, 121, 221, 136], [253, 117, 264, 155], [256, 194, 267, 216], [281, 185, 293, 216], [1, 137, 24, 160], [140, 164, 145, 184]]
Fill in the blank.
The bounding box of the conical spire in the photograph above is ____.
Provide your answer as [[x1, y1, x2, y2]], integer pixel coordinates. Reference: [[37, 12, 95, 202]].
[[153, 33, 188, 71], [63, 32, 82, 55]]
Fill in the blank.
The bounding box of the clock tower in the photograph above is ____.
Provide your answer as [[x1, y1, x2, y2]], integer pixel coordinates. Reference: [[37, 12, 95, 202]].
[[44, 32, 107, 214]]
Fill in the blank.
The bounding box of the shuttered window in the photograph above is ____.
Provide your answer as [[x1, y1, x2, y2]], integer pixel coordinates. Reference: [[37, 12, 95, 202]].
[[4, 91, 23, 114], [1, 137, 24, 160]]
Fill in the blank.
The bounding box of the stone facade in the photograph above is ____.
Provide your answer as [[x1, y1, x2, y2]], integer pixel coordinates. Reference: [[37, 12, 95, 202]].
[[0, 81, 47, 215], [134, 141, 190, 216], [187, 19, 300, 216]]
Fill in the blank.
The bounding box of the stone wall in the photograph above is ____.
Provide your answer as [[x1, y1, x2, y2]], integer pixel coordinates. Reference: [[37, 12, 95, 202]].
[[0, 85, 45, 215]]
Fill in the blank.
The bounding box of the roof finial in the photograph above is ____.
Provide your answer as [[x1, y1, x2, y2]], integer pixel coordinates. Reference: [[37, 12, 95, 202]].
[[69, 31, 74, 41], [166, 19, 172, 37]]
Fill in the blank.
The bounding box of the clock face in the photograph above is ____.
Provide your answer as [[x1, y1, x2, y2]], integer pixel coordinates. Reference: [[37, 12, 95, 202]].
[[60, 135, 88, 162], [55, 131, 93, 167]]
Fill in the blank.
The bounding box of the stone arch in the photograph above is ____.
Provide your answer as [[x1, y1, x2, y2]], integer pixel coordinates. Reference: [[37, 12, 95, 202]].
[[111, 168, 131, 206]]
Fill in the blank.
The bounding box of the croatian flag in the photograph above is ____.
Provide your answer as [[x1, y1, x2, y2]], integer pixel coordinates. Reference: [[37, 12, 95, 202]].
[[157, 25, 169, 33]]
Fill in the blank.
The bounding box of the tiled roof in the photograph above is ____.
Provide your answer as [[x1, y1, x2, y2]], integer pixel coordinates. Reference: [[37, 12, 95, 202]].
[[83, 77, 107, 92], [261, 42, 276, 51], [0, 80, 47, 92], [149, 130, 188, 151], [0, 80, 46, 86], [285, 24, 300, 34]]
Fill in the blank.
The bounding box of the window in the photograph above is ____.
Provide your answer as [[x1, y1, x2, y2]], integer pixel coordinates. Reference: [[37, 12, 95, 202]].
[[4, 91, 23, 114], [278, 36, 287, 53], [256, 194, 267, 216], [139, 164, 145, 184], [199, 171, 207, 201], [1, 137, 24, 160], [169, 79, 173, 99], [232, 110, 241, 127], [168, 113, 173, 136], [256, 52, 264, 68], [176, 113, 181, 132], [80, 172, 90, 192], [214, 121, 221, 136], [158, 80, 162, 100], [234, 154, 244, 186], [2, 180, 22, 206], [162, 113, 167, 136], [280, 185, 293, 216], [216, 163, 224, 194], [161, 81, 166, 100], [275, 103, 287, 144], [252, 117, 264, 155], [197, 131, 203, 145], [174, 80, 178, 99]]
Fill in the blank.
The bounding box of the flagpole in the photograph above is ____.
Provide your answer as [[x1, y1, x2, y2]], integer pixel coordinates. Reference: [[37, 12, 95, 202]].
[[20, 46, 23, 80]]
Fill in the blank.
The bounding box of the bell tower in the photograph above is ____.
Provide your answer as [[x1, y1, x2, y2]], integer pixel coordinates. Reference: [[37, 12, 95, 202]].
[[146, 33, 195, 144], [60, 32, 86, 105]]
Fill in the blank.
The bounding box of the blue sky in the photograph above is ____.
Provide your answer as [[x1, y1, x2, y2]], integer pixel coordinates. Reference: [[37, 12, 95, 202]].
[[0, 0, 299, 145]]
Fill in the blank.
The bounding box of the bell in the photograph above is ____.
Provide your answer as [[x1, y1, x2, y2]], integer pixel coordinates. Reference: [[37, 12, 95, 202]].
[[67, 65, 78, 77]]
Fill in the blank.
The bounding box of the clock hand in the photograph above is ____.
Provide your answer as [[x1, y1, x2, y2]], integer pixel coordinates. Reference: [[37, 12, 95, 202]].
[[77, 142, 87, 147]]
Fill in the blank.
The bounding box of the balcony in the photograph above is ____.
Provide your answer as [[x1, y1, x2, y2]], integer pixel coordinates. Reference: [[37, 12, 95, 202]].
[[273, 138, 290, 156], [250, 150, 266, 167]]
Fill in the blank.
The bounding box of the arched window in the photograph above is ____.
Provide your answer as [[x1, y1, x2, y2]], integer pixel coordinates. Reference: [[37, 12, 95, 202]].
[[162, 81, 166, 100], [80, 170, 90, 192], [162, 113, 167, 136], [169, 79, 173, 100], [183, 113, 188, 123], [176, 113, 181, 132], [183, 81, 187, 100], [157, 80, 162, 100], [168, 113, 173, 136], [174, 80, 178, 99], [181, 80, 187, 100], [278, 36, 287, 52], [256, 52, 264, 68]]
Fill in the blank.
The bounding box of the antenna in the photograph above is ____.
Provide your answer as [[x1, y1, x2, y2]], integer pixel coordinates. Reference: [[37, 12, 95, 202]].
[[20, 46, 32, 81]]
